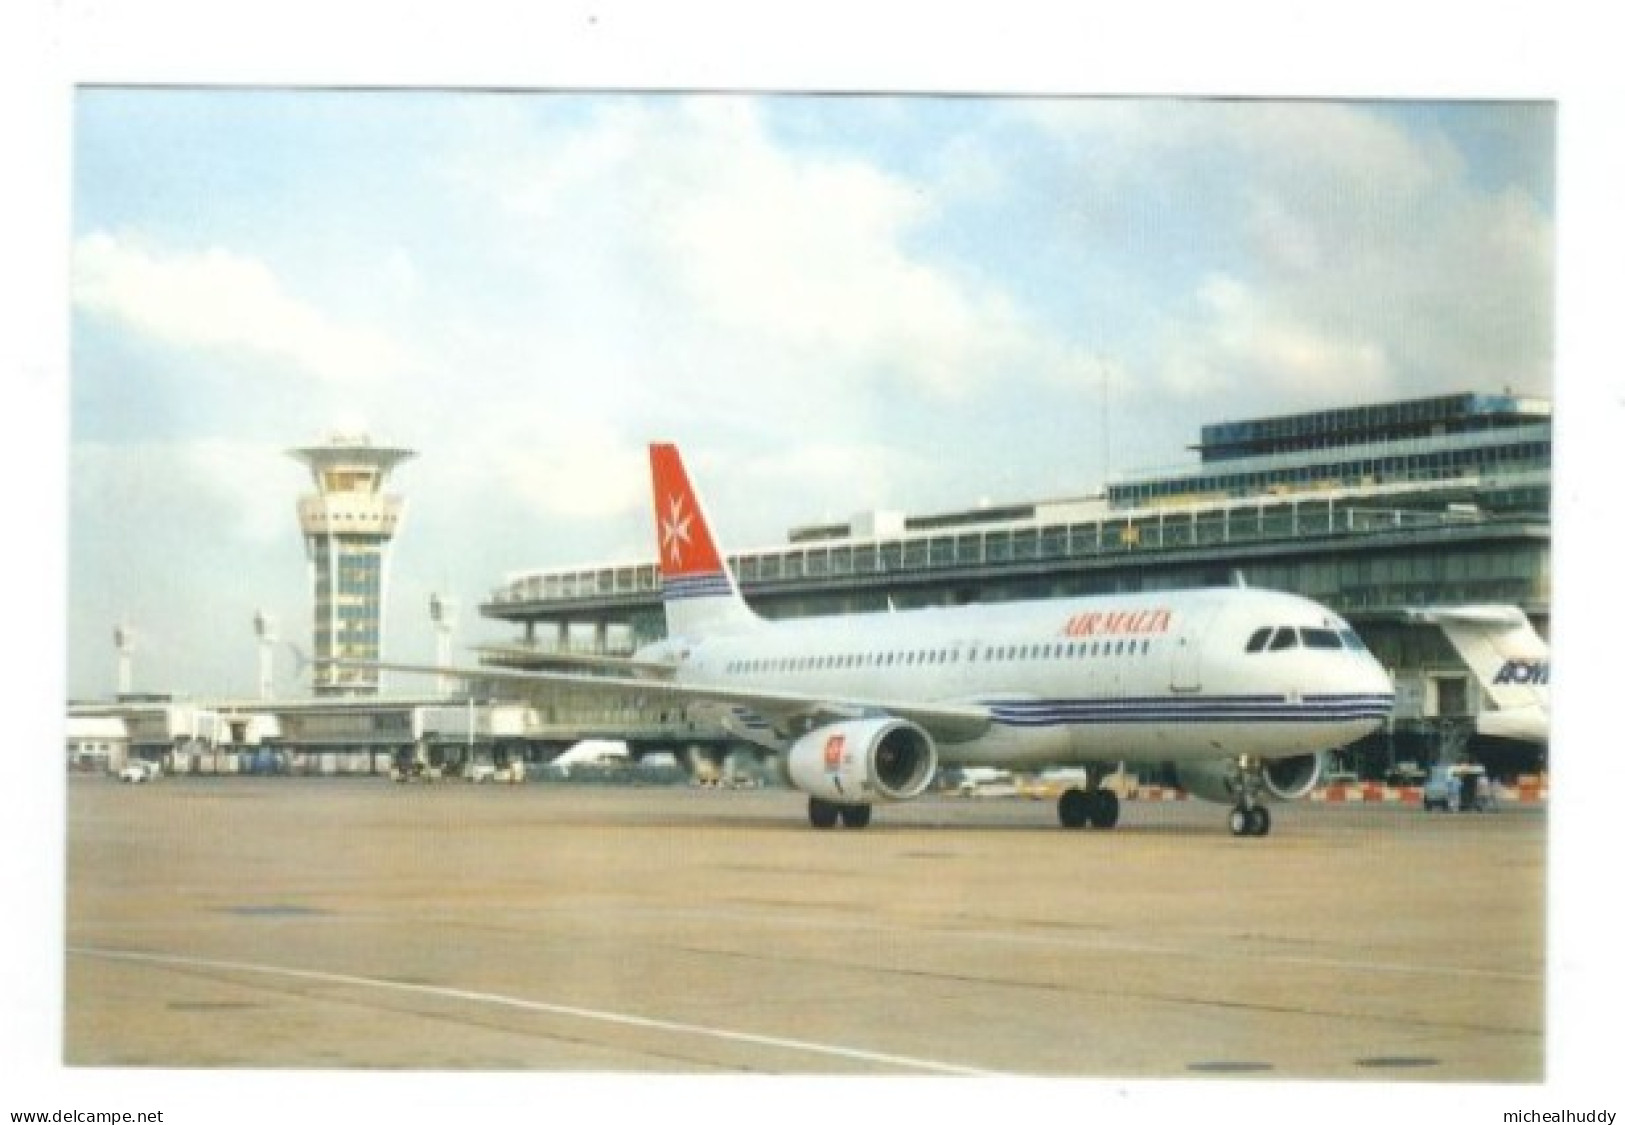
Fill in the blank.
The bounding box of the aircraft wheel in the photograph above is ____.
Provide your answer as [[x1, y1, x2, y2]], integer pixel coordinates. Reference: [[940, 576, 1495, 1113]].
[[1249, 806, 1271, 837], [1092, 789, 1120, 830], [808, 797, 839, 829], [1229, 807, 1251, 837], [838, 803, 872, 829], [1058, 788, 1092, 829]]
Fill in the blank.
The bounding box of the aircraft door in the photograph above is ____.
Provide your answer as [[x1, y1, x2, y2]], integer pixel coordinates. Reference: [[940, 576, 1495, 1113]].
[[1170, 602, 1223, 693]]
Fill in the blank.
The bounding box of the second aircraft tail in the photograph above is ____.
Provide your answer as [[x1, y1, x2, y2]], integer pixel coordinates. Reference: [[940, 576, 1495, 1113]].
[[1409, 604, 1549, 716]]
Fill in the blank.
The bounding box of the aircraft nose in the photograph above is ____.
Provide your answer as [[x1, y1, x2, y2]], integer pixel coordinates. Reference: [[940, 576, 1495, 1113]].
[[1361, 656, 1397, 718]]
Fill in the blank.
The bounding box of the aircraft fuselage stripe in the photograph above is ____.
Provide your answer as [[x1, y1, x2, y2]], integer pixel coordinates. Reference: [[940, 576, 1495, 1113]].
[[662, 573, 734, 600], [985, 694, 1393, 727]]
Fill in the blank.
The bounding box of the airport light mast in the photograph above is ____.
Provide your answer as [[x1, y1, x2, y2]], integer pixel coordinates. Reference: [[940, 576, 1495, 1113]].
[[430, 592, 459, 697], [289, 434, 415, 696], [254, 609, 277, 701], [113, 621, 133, 698]]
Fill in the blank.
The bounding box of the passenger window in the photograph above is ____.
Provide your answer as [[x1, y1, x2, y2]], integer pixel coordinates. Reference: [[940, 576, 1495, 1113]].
[[1245, 628, 1273, 653], [1268, 628, 1300, 651]]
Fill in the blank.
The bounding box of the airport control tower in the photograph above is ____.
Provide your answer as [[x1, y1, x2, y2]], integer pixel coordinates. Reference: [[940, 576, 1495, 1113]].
[[289, 434, 416, 696]]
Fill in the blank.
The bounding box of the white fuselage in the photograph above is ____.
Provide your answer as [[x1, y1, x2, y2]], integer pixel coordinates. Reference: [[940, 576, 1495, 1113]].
[[658, 586, 1393, 770]]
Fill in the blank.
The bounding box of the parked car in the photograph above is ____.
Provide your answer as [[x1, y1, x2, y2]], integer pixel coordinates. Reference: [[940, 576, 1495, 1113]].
[[118, 761, 160, 783]]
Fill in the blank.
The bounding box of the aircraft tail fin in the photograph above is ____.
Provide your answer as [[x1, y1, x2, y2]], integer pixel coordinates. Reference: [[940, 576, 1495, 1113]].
[[649, 443, 761, 638]]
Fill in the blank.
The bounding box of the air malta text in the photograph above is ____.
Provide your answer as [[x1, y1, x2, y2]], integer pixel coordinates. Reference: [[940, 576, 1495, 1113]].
[[1061, 608, 1173, 638], [1494, 659, 1549, 686]]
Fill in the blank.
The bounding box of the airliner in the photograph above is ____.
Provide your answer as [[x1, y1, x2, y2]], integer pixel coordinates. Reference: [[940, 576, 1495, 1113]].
[[347, 443, 1395, 837], [1405, 605, 1549, 745]]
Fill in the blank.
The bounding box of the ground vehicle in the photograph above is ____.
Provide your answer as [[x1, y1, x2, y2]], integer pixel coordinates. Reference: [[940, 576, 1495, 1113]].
[[1422, 762, 1493, 812], [1388, 761, 1428, 787], [118, 761, 160, 783]]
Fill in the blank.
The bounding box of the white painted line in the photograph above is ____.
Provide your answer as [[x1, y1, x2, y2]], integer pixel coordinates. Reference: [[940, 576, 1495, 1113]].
[[68, 945, 1007, 1076]]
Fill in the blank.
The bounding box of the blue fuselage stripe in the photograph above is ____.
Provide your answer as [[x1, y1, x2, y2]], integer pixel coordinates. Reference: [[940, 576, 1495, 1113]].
[[985, 694, 1394, 728], [663, 573, 733, 600]]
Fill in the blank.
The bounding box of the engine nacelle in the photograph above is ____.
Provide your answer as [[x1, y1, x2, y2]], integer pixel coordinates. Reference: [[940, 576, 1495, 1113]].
[[786, 718, 937, 804], [1174, 753, 1323, 805], [1260, 752, 1323, 801]]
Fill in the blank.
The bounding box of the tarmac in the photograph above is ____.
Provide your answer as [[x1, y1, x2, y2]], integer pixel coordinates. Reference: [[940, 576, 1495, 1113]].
[[63, 775, 1545, 1080]]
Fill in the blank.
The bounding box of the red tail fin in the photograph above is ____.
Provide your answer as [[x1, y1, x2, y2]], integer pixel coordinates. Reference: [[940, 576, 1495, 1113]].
[[648, 444, 759, 636], [650, 443, 728, 580]]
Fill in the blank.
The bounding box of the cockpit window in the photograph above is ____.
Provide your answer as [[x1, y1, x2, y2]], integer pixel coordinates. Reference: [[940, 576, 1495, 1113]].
[[1245, 628, 1273, 653], [1267, 627, 1300, 651], [1339, 628, 1367, 652], [1301, 627, 1343, 650]]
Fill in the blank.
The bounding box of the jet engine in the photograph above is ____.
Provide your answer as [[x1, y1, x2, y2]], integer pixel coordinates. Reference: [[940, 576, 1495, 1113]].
[[786, 718, 937, 804], [1174, 752, 1323, 804]]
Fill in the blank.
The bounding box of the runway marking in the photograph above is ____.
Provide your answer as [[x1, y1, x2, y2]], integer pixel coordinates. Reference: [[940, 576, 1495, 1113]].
[[68, 946, 1006, 1076]]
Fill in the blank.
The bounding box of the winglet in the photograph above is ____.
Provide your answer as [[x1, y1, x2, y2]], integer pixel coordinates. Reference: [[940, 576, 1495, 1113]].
[[649, 444, 760, 637]]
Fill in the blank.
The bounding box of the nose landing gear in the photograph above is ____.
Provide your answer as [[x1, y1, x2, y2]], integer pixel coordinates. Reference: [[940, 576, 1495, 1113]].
[[1229, 755, 1272, 837]]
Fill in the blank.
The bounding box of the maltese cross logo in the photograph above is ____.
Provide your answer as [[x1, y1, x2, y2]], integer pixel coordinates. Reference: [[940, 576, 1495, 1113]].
[[661, 494, 694, 567]]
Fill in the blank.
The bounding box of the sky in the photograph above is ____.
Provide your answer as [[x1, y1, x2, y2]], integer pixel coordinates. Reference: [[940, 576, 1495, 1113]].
[[64, 91, 1556, 699]]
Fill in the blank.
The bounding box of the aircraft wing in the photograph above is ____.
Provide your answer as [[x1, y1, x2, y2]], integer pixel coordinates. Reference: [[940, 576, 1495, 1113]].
[[331, 658, 994, 744], [470, 643, 679, 678]]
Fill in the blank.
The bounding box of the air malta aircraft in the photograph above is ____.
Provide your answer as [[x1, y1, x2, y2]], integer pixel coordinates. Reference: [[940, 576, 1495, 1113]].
[[355, 444, 1395, 837]]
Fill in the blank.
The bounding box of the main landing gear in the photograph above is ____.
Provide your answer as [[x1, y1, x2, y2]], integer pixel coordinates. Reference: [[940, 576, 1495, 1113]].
[[1057, 786, 1120, 830], [808, 797, 872, 829], [1229, 755, 1272, 837]]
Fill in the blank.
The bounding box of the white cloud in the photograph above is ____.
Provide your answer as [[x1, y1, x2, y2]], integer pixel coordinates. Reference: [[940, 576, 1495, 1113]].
[[73, 438, 300, 546], [460, 98, 1087, 411], [69, 438, 310, 697], [1018, 100, 1553, 404], [72, 232, 410, 383], [495, 420, 647, 522], [1159, 275, 1394, 400]]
